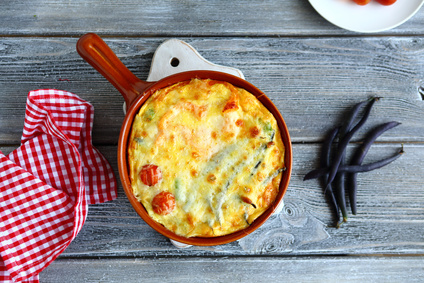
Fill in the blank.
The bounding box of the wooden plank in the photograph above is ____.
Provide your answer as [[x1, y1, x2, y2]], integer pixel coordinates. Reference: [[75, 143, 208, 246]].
[[40, 256, 424, 282], [1, 0, 423, 280], [1, 37, 423, 145], [3, 143, 422, 256], [1, 0, 424, 36]]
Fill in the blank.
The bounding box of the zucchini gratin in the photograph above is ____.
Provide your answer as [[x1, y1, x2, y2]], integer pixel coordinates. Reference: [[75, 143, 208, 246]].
[[128, 78, 285, 238]]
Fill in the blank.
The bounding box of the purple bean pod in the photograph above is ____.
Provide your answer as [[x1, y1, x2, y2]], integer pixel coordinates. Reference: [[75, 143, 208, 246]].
[[335, 99, 369, 222], [347, 121, 401, 214], [325, 97, 379, 192], [304, 150, 403, 180], [320, 126, 340, 225]]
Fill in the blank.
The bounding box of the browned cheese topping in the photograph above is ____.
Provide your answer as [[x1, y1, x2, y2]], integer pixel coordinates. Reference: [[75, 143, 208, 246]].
[[128, 79, 285, 237]]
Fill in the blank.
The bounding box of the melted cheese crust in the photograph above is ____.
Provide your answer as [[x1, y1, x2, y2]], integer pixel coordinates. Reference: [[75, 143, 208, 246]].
[[128, 78, 285, 238]]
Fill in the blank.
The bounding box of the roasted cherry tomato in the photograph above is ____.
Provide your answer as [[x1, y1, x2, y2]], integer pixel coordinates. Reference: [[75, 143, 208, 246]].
[[376, 0, 397, 5], [352, 0, 371, 5], [152, 191, 176, 215], [139, 164, 162, 186]]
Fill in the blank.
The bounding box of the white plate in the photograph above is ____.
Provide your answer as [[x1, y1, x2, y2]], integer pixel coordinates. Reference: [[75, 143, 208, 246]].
[[309, 0, 424, 33]]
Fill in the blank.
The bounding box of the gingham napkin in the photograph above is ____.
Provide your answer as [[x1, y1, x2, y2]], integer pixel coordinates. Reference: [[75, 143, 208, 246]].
[[0, 89, 117, 282]]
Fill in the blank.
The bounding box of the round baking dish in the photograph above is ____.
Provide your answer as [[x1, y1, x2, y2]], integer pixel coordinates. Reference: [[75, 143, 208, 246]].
[[77, 33, 292, 246]]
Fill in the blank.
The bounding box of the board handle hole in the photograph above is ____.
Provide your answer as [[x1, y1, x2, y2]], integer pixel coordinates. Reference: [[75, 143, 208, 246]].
[[170, 57, 180, 67]]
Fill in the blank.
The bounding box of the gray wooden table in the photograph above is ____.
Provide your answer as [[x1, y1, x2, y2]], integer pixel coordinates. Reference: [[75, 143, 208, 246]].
[[1, 1, 424, 282]]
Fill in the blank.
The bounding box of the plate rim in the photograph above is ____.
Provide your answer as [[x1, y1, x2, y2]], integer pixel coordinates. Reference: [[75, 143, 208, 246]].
[[308, 0, 424, 33]]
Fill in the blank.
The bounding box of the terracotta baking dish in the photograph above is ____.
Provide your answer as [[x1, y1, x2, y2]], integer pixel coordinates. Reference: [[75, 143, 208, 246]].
[[77, 33, 292, 246]]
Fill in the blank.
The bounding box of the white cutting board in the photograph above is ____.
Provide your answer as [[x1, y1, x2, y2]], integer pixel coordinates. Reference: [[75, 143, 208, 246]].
[[146, 39, 244, 82]]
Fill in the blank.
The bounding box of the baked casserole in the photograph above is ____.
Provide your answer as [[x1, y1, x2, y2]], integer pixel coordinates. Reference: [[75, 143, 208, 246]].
[[128, 78, 285, 237]]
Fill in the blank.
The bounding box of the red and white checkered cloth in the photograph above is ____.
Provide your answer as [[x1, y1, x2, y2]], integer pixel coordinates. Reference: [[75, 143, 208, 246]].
[[0, 89, 117, 282]]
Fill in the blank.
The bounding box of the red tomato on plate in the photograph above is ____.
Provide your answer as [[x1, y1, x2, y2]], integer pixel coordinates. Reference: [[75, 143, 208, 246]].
[[139, 164, 162, 186], [376, 0, 397, 5], [352, 0, 371, 5], [152, 191, 176, 215]]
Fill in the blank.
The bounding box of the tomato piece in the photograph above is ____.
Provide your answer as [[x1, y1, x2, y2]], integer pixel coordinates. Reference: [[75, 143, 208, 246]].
[[376, 0, 397, 5], [139, 164, 162, 186], [152, 191, 176, 215], [352, 0, 371, 5]]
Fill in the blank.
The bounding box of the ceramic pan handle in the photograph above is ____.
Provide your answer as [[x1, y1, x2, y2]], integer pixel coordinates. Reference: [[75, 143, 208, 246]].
[[77, 33, 153, 108]]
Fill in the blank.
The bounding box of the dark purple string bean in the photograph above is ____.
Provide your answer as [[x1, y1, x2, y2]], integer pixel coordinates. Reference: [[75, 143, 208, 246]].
[[304, 150, 403, 180], [321, 126, 340, 224], [325, 97, 379, 192], [335, 99, 369, 222], [347, 121, 401, 214]]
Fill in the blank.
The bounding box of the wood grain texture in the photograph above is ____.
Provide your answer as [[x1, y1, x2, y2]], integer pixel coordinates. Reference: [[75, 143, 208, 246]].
[[1, 1, 424, 280], [2, 143, 421, 256], [40, 256, 424, 282], [1, 37, 423, 145], [67, 143, 424, 256], [1, 0, 424, 36]]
